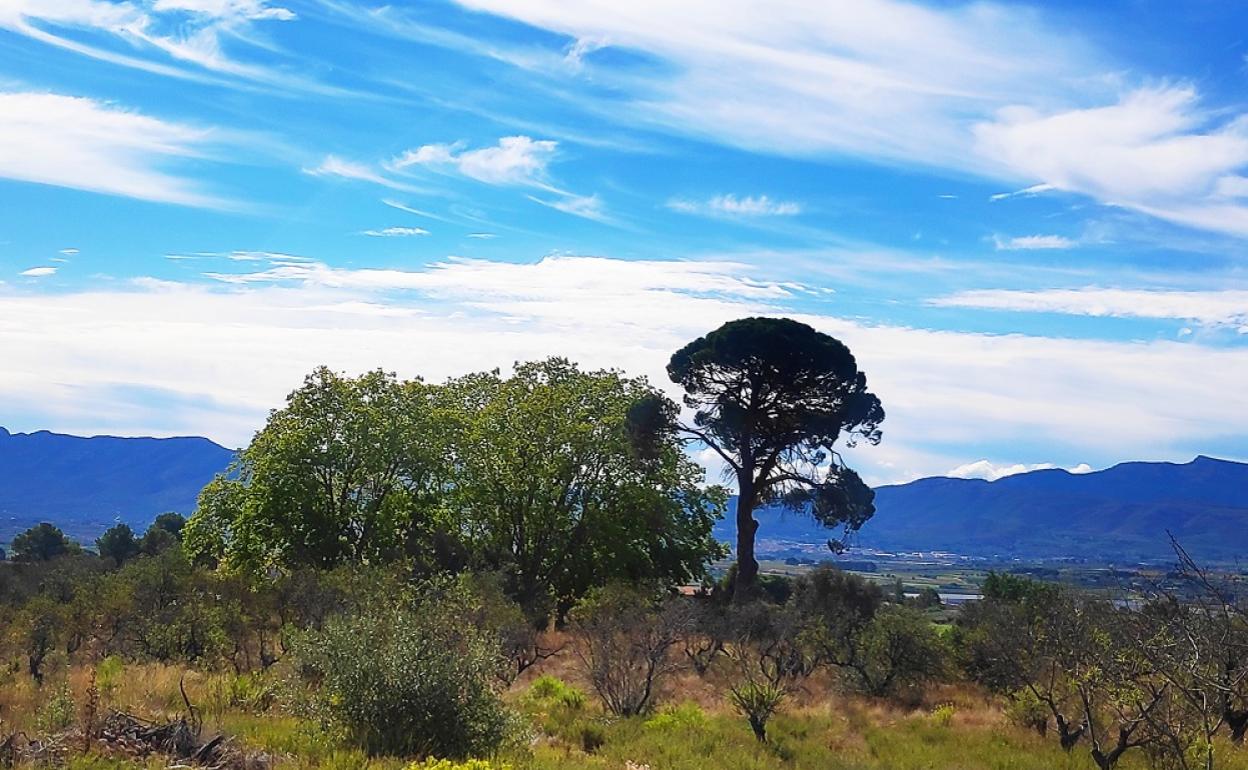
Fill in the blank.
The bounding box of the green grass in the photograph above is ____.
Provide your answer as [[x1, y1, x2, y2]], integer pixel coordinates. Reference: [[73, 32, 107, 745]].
[[14, 663, 1248, 770]]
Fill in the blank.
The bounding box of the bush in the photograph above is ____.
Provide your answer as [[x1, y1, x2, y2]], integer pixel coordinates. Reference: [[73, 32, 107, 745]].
[[850, 605, 949, 697], [728, 681, 786, 742], [571, 584, 691, 716], [36, 682, 76, 733], [929, 702, 956, 728], [526, 675, 586, 710], [643, 702, 708, 732], [578, 723, 606, 753], [290, 582, 514, 759], [95, 656, 124, 700]]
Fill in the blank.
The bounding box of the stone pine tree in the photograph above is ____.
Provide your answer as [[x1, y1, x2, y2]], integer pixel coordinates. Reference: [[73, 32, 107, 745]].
[[665, 317, 884, 601]]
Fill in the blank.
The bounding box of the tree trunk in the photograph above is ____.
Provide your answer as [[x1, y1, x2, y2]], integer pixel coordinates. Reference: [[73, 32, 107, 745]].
[[733, 488, 760, 603], [1226, 708, 1248, 743], [1056, 714, 1085, 751], [748, 714, 767, 742]]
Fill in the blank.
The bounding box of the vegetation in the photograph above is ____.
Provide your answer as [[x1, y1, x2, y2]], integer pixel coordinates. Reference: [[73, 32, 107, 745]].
[[6, 324, 1248, 770], [186, 359, 725, 620], [662, 316, 884, 600]]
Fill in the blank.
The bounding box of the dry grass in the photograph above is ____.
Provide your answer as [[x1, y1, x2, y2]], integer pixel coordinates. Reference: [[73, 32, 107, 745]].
[[10, 655, 1248, 770]]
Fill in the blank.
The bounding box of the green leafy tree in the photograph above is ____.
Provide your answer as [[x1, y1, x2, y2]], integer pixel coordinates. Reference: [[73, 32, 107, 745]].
[[663, 317, 884, 600], [11, 522, 79, 562], [186, 367, 447, 571], [140, 513, 187, 555], [96, 523, 140, 566], [443, 359, 726, 618]]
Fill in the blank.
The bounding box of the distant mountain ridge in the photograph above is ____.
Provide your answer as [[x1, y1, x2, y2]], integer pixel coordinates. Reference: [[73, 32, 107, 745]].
[[3, 425, 1246, 561], [0, 427, 234, 546], [716, 455, 1248, 561]]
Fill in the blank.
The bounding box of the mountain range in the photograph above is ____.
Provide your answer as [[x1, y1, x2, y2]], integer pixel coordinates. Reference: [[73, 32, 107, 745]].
[[0, 427, 234, 547], [3, 426, 1247, 561], [715, 455, 1248, 561]]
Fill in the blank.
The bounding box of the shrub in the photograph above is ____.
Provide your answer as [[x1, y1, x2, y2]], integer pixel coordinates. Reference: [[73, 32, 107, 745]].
[[643, 702, 708, 731], [526, 675, 586, 710], [571, 584, 691, 717], [36, 683, 76, 733], [929, 702, 956, 728], [578, 723, 606, 753], [728, 681, 787, 743], [849, 604, 949, 697], [95, 656, 124, 700], [290, 582, 514, 759], [1004, 689, 1050, 736]]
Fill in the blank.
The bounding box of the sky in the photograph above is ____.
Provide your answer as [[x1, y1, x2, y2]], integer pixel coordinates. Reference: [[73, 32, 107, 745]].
[[2, 0, 1248, 486]]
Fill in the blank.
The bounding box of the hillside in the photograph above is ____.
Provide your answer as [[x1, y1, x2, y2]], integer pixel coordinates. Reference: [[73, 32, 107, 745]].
[[4, 424, 1246, 561], [715, 456, 1248, 561], [0, 427, 234, 547]]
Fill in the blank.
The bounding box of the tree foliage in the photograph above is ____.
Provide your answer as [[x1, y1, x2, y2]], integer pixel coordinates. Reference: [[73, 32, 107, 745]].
[[663, 317, 883, 599], [96, 523, 140, 566], [186, 360, 726, 616], [11, 523, 79, 562]]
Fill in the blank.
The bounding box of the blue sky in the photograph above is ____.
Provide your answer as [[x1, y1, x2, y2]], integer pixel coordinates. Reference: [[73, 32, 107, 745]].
[[2, 0, 1248, 484]]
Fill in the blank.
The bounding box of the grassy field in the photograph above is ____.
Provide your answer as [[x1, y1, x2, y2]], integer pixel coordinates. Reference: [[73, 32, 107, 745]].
[[7, 654, 1248, 770]]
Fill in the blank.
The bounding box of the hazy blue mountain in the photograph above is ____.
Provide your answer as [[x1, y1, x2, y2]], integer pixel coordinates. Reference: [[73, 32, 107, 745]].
[[3, 424, 1245, 562], [0, 427, 234, 547], [715, 456, 1248, 561]]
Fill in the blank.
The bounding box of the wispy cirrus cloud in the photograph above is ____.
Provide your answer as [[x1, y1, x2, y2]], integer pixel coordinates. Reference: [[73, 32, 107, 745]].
[[304, 156, 424, 193], [0, 90, 232, 207], [668, 194, 802, 218], [992, 234, 1076, 251], [931, 286, 1248, 331], [437, 2, 1248, 238], [975, 86, 1248, 239], [0, 0, 299, 85], [389, 136, 558, 187], [360, 226, 430, 237], [310, 136, 606, 221]]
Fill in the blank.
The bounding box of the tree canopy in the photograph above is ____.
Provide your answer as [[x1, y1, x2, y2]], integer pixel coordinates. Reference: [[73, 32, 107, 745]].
[[186, 359, 726, 615], [11, 522, 80, 562], [664, 317, 884, 599]]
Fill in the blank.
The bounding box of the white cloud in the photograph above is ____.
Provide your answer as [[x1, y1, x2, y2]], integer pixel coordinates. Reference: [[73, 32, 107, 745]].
[[304, 156, 423, 193], [947, 459, 1093, 481], [450, 0, 1099, 170], [467, 232, 497, 239], [0, 0, 301, 85], [326, 139, 600, 220], [975, 86, 1248, 238], [0, 91, 228, 207], [360, 226, 430, 237], [669, 194, 802, 217], [446, 2, 1248, 238], [19, 266, 57, 277], [992, 234, 1075, 251], [59, 248, 79, 255], [150, 0, 294, 21], [931, 287, 1248, 329], [390, 136, 558, 187], [4, 255, 1248, 482], [989, 183, 1055, 202], [527, 192, 608, 222]]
